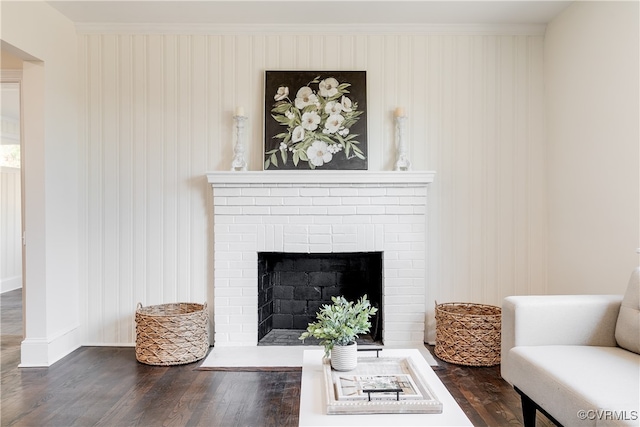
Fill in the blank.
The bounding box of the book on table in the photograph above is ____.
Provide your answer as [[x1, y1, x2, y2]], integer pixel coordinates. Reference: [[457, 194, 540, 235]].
[[335, 374, 424, 401], [322, 355, 444, 414]]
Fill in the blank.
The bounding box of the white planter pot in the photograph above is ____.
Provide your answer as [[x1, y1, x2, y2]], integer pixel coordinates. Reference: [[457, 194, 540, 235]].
[[330, 342, 357, 371]]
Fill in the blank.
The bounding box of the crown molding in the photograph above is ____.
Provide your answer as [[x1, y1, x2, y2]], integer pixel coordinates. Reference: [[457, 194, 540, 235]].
[[75, 22, 546, 36]]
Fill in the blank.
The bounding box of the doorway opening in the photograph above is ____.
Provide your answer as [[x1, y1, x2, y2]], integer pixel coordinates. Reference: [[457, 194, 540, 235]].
[[1, 45, 25, 363]]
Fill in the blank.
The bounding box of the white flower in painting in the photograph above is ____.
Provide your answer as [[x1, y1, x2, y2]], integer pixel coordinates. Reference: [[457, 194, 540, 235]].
[[327, 143, 343, 154], [301, 111, 321, 131], [338, 128, 349, 136], [324, 101, 343, 115], [279, 142, 288, 151], [292, 125, 305, 143], [319, 77, 339, 98], [341, 96, 353, 112], [274, 86, 289, 101], [306, 140, 333, 167], [285, 110, 295, 120], [324, 114, 345, 134], [294, 86, 318, 110]]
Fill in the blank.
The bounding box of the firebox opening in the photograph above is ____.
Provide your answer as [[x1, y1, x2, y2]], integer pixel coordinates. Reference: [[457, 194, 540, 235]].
[[257, 252, 383, 346]]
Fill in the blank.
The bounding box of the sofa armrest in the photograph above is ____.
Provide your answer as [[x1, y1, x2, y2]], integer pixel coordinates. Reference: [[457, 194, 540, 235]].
[[501, 294, 622, 385], [502, 295, 622, 350]]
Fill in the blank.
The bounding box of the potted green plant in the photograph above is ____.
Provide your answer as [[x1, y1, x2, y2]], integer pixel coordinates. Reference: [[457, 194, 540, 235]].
[[299, 294, 378, 371]]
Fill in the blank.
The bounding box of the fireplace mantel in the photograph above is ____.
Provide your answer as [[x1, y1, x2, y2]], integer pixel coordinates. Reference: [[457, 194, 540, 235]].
[[207, 170, 436, 186], [207, 169, 435, 347]]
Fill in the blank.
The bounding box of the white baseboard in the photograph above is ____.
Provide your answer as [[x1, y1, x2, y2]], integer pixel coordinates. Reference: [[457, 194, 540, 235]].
[[81, 342, 135, 347], [1, 276, 22, 293], [19, 325, 80, 367]]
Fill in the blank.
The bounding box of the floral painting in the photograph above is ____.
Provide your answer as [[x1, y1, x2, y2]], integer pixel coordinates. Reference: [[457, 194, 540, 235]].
[[264, 71, 367, 170]]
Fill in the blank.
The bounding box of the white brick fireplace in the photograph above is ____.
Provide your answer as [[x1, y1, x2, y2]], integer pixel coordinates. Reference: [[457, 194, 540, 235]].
[[207, 171, 435, 347]]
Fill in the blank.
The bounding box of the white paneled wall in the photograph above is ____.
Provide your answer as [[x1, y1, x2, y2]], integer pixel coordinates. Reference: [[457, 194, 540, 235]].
[[79, 28, 547, 344], [1, 167, 22, 293]]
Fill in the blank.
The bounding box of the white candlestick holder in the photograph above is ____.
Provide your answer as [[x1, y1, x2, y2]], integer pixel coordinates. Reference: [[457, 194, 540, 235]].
[[394, 115, 412, 171], [231, 115, 248, 171]]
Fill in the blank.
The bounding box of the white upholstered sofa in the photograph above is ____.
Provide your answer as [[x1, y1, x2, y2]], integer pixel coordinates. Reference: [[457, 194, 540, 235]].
[[501, 268, 640, 427]]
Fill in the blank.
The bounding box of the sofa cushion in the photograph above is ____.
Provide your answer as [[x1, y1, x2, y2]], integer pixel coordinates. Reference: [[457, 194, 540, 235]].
[[615, 267, 640, 354], [507, 345, 640, 426]]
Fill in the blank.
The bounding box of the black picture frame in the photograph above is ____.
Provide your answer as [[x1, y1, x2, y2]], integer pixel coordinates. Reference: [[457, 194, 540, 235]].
[[264, 70, 368, 170]]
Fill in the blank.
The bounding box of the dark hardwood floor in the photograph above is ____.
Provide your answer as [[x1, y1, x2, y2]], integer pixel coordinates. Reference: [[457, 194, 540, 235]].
[[1, 289, 555, 426]]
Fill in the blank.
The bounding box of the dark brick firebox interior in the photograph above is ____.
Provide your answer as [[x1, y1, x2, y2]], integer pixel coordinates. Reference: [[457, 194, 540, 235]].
[[257, 252, 383, 344]]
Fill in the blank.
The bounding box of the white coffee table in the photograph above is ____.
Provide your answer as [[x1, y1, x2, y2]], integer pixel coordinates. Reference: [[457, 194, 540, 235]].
[[299, 349, 473, 426]]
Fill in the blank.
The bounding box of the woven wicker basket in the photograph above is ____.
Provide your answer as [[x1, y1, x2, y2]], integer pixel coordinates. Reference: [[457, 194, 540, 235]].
[[434, 302, 501, 367], [135, 302, 209, 366]]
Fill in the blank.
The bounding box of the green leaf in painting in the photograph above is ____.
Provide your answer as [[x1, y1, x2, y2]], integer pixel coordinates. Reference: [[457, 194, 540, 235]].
[[272, 103, 291, 114], [315, 133, 333, 144], [271, 114, 291, 125], [344, 141, 352, 158]]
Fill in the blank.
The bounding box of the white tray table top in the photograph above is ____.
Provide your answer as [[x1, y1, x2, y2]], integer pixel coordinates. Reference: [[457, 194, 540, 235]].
[[299, 348, 473, 426]]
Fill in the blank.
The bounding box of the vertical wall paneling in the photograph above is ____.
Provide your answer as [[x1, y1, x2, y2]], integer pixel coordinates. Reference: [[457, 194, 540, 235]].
[[382, 36, 397, 171], [146, 35, 164, 308], [235, 35, 253, 169], [178, 36, 191, 303], [410, 36, 427, 168], [86, 34, 104, 342], [469, 36, 484, 304], [162, 34, 177, 304], [78, 35, 88, 335], [366, 35, 385, 172], [189, 35, 208, 304], [132, 35, 148, 314], [528, 36, 547, 295], [79, 30, 547, 345], [0, 167, 22, 293], [483, 36, 498, 306], [512, 36, 528, 300], [117, 34, 133, 342]]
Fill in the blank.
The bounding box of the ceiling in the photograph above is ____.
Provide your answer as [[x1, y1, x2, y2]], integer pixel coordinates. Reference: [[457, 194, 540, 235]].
[[46, 0, 573, 25]]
